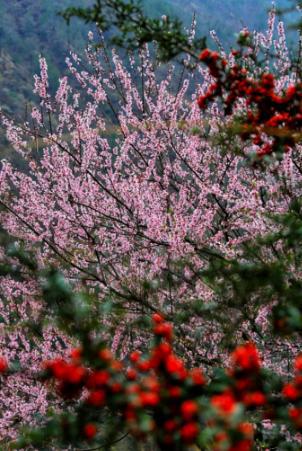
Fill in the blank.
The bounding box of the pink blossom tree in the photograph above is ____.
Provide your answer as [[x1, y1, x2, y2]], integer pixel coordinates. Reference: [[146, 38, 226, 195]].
[[0, 10, 301, 441]]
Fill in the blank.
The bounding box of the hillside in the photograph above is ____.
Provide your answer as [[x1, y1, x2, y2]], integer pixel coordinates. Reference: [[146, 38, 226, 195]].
[[0, 0, 90, 116], [0, 0, 296, 117]]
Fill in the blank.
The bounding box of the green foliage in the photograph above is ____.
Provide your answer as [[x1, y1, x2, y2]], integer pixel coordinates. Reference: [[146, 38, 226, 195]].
[[200, 197, 302, 339], [61, 0, 206, 61]]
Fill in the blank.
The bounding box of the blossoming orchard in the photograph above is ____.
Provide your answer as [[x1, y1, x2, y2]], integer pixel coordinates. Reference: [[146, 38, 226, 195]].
[[0, 4, 302, 450]]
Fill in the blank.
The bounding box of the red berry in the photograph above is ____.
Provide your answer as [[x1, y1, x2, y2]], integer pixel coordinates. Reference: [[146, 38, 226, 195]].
[[137, 360, 151, 372], [230, 440, 253, 451], [197, 95, 208, 109], [152, 313, 164, 323], [111, 360, 123, 371], [130, 351, 141, 363], [154, 323, 173, 341], [199, 49, 211, 61], [180, 422, 199, 444], [66, 365, 86, 384], [243, 391, 266, 407], [84, 423, 97, 440], [231, 343, 261, 372], [111, 382, 122, 393], [165, 355, 184, 374], [87, 370, 110, 388], [238, 422, 254, 438], [126, 368, 137, 381], [181, 400, 199, 420], [125, 408, 136, 421], [282, 383, 299, 400], [295, 355, 302, 372], [210, 51, 219, 61], [47, 359, 67, 380], [164, 419, 177, 432], [99, 349, 113, 362], [211, 392, 236, 414], [140, 391, 160, 407], [70, 348, 82, 360], [289, 407, 302, 420], [156, 342, 172, 356], [87, 390, 106, 407], [0, 357, 8, 373], [190, 368, 205, 386], [168, 386, 182, 398], [142, 376, 160, 393]]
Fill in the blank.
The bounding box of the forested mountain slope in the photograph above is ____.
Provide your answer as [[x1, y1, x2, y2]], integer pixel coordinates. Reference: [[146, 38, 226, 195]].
[[0, 0, 89, 115], [0, 0, 295, 116]]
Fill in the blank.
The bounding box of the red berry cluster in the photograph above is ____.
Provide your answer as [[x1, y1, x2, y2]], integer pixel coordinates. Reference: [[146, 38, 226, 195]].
[[229, 343, 266, 408], [209, 343, 265, 451], [283, 355, 302, 430], [124, 313, 205, 448], [211, 342, 266, 409], [41, 318, 302, 450], [212, 422, 254, 451], [197, 49, 225, 109], [43, 315, 206, 448], [45, 347, 125, 440], [44, 357, 87, 399], [198, 48, 302, 157]]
